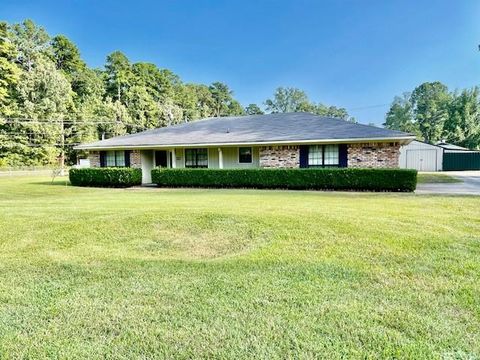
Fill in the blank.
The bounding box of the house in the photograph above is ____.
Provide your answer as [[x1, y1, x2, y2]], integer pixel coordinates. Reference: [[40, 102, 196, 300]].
[[75, 113, 415, 184], [400, 139, 480, 171]]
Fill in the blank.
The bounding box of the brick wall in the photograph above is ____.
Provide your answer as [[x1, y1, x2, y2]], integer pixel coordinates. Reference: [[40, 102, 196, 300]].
[[88, 151, 100, 167], [347, 142, 400, 168], [259, 145, 299, 168], [130, 150, 141, 168]]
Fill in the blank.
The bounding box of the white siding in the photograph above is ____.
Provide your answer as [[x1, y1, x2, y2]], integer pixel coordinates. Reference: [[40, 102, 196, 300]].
[[173, 146, 260, 169], [221, 147, 260, 169], [399, 140, 443, 171]]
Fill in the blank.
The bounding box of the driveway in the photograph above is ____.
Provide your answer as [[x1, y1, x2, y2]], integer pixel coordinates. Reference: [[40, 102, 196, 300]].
[[416, 171, 480, 195]]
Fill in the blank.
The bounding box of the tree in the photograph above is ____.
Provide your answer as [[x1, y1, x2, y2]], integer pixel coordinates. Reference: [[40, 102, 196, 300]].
[[131, 62, 178, 101], [245, 103, 264, 115], [105, 51, 132, 102], [125, 85, 160, 129], [411, 82, 450, 143], [445, 88, 480, 149], [264, 87, 353, 121], [227, 99, 245, 116], [264, 87, 310, 113], [209, 82, 233, 117], [0, 22, 21, 115], [312, 103, 353, 122], [50, 35, 85, 76], [10, 19, 50, 71], [1, 56, 74, 166], [0, 18, 251, 167], [190, 84, 215, 118], [72, 68, 105, 100], [158, 98, 183, 126], [384, 93, 420, 136]]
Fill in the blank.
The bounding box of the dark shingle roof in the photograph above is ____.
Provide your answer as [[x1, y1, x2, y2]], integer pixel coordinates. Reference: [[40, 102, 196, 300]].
[[76, 112, 414, 150]]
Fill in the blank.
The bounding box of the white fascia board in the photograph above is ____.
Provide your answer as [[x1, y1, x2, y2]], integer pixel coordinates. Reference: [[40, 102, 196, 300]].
[[75, 136, 416, 151]]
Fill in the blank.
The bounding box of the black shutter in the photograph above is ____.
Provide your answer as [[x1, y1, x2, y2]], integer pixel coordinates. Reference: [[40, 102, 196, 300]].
[[99, 151, 106, 167], [299, 145, 309, 168], [124, 150, 131, 167], [339, 144, 348, 168]]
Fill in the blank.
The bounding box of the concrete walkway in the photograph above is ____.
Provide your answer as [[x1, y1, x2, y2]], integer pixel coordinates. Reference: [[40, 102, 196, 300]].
[[416, 171, 480, 195]]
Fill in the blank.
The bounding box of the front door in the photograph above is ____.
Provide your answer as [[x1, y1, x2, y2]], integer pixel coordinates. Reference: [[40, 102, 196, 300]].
[[155, 151, 168, 167]]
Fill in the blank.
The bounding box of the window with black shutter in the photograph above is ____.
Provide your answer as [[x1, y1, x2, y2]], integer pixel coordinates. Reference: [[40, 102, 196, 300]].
[[307, 145, 340, 167], [102, 150, 127, 167]]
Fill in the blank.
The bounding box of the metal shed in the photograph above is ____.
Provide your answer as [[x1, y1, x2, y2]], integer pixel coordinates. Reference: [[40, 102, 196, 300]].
[[399, 140, 443, 171]]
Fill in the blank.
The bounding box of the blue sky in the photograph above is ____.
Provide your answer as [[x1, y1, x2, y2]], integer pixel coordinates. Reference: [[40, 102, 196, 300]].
[[3, 0, 480, 124]]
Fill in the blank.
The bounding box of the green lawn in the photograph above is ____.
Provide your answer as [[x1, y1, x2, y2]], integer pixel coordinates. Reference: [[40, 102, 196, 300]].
[[417, 173, 463, 184], [0, 176, 479, 359]]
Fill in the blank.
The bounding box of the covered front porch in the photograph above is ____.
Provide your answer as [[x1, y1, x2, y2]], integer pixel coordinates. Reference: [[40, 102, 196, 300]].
[[139, 146, 260, 184]]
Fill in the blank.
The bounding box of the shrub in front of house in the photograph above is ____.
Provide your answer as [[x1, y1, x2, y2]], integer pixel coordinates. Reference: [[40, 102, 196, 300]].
[[69, 168, 142, 187], [151, 168, 417, 192]]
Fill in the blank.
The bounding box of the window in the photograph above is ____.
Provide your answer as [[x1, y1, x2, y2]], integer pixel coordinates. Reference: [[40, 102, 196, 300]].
[[308, 145, 323, 166], [308, 145, 339, 167], [324, 145, 339, 166], [239, 147, 252, 163], [105, 150, 126, 167], [185, 148, 208, 168]]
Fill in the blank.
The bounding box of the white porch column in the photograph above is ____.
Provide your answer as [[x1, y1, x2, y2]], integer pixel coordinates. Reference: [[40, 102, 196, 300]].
[[218, 148, 223, 169], [171, 149, 177, 168]]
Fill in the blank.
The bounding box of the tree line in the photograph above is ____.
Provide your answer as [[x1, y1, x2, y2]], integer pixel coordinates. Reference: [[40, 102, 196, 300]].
[[0, 19, 351, 167], [384, 81, 480, 149]]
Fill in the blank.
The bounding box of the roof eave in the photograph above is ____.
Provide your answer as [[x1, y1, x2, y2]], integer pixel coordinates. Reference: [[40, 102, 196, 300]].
[[75, 136, 416, 151]]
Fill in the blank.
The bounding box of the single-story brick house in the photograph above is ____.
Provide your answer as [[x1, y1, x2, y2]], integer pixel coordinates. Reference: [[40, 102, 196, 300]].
[[75, 112, 415, 184]]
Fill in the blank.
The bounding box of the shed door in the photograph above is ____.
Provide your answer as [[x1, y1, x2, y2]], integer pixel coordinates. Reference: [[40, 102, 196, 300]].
[[406, 149, 437, 171]]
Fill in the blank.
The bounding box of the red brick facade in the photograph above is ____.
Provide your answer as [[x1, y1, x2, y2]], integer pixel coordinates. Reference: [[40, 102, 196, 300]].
[[259, 145, 300, 168], [347, 142, 400, 168]]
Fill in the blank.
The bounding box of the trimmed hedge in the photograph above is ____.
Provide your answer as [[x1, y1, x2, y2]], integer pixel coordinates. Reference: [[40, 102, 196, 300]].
[[151, 168, 417, 192], [69, 167, 142, 187]]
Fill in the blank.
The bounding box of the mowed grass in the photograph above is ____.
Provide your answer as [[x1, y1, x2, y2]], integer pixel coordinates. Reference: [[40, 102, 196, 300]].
[[417, 173, 463, 184], [0, 176, 479, 359]]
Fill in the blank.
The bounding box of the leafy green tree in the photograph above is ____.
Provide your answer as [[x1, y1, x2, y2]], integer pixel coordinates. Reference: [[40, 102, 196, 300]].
[[15, 56, 74, 120], [264, 87, 353, 121], [411, 82, 450, 143], [10, 19, 50, 71], [384, 93, 420, 136], [132, 62, 178, 101], [1, 56, 75, 166], [72, 68, 105, 101], [227, 99, 245, 116], [265, 87, 310, 113], [0, 19, 252, 166], [158, 98, 184, 126], [245, 103, 264, 115], [125, 85, 160, 129], [0, 22, 21, 115], [50, 35, 85, 76], [445, 88, 480, 149], [209, 82, 234, 117], [312, 103, 353, 121], [189, 84, 215, 118], [105, 51, 132, 102]]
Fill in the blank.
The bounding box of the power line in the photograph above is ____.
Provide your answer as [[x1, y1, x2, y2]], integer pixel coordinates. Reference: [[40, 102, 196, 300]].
[[1, 119, 150, 129]]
